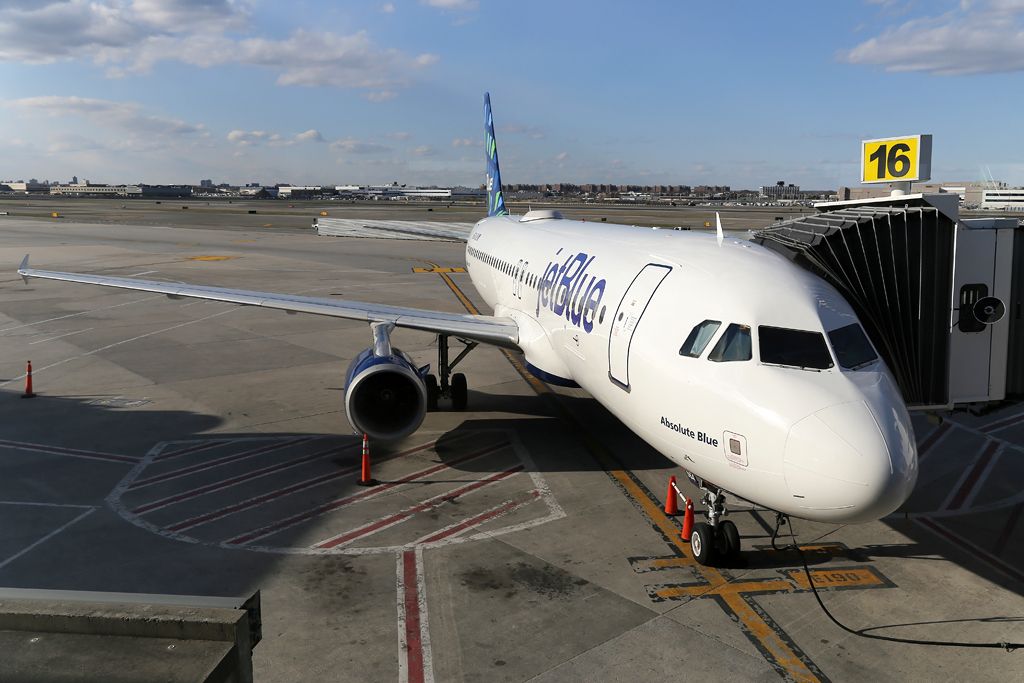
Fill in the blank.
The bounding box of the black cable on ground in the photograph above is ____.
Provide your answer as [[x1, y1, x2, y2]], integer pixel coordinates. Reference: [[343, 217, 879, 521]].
[[781, 516, 1023, 652]]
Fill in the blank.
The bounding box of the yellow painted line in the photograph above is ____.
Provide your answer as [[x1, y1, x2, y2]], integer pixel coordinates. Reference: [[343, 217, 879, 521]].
[[414, 267, 466, 273], [721, 592, 822, 683], [786, 567, 885, 591], [187, 256, 236, 262]]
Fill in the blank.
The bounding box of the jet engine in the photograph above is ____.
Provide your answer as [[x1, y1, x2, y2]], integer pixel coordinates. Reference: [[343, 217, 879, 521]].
[[344, 346, 427, 442]]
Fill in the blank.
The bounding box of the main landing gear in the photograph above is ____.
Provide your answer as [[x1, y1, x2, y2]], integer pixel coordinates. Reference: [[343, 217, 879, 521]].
[[425, 334, 476, 411], [685, 473, 742, 566]]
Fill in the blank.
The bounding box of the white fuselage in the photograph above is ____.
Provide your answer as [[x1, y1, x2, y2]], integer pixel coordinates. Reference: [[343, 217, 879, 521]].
[[466, 213, 918, 523]]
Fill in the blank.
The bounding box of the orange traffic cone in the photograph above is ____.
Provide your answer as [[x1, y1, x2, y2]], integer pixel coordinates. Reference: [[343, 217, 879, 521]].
[[664, 475, 679, 515], [21, 361, 35, 399], [681, 498, 695, 542], [357, 433, 376, 486]]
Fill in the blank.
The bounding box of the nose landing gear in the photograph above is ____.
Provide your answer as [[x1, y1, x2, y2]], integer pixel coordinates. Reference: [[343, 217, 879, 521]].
[[685, 473, 742, 566]]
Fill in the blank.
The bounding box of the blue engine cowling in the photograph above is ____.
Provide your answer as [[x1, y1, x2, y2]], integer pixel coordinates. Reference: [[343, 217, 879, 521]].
[[344, 347, 427, 441]]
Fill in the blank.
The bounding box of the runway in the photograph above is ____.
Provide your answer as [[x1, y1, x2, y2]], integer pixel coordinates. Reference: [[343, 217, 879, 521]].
[[1, 207, 1023, 681]]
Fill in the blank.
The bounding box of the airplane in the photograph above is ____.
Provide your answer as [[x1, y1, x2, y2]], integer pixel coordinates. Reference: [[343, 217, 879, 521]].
[[15, 93, 918, 566]]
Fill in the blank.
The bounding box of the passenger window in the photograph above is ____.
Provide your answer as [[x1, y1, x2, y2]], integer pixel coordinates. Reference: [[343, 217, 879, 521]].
[[759, 326, 833, 370], [708, 324, 752, 362], [828, 323, 878, 370], [679, 320, 721, 358]]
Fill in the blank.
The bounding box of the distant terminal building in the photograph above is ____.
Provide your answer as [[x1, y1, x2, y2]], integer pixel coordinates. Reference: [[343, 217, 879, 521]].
[[1, 181, 48, 194], [760, 180, 801, 200], [50, 183, 141, 197], [140, 185, 192, 198], [981, 188, 1024, 211], [277, 185, 325, 199], [836, 181, 995, 207]]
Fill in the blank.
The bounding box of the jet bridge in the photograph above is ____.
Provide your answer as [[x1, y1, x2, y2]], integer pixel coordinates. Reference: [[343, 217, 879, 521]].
[[752, 194, 1022, 411]]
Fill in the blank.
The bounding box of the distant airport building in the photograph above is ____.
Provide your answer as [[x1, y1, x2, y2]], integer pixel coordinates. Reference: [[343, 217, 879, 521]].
[[140, 185, 192, 198], [980, 188, 1024, 211], [277, 185, 325, 198], [1, 181, 48, 194], [760, 180, 801, 200], [836, 181, 995, 207], [50, 183, 142, 197]]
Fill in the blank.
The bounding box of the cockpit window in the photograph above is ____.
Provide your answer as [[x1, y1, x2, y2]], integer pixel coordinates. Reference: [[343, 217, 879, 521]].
[[828, 323, 878, 370], [679, 320, 721, 357], [708, 323, 752, 362], [758, 326, 834, 370]]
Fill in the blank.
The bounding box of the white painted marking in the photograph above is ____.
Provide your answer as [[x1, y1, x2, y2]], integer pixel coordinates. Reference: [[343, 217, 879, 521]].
[[128, 271, 158, 276], [414, 546, 435, 683], [28, 328, 94, 345], [962, 445, 1004, 510], [938, 442, 999, 512], [396, 551, 409, 683], [0, 507, 95, 571], [0, 307, 236, 387], [0, 295, 162, 335]]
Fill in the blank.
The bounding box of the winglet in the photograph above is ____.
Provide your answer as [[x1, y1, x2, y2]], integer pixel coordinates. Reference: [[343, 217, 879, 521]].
[[18, 254, 29, 284], [715, 212, 724, 247], [483, 92, 508, 217]]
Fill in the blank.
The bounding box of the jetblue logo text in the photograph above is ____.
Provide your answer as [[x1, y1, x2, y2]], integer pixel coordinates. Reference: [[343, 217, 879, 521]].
[[536, 249, 607, 333]]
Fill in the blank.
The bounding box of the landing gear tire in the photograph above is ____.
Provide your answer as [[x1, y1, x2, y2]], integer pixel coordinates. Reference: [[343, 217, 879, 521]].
[[451, 373, 468, 411], [425, 375, 439, 411], [716, 519, 741, 560], [690, 522, 717, 566]]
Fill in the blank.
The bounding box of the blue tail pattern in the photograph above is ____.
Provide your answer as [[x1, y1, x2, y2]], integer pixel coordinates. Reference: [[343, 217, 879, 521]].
[[484, 92, 508, 217]]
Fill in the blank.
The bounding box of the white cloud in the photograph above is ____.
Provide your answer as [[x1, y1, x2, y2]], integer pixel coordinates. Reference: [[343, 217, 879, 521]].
[[411, 145, 436, 156], [364, 90, 398, 102], [499, 123, 545, 139], [295, 129, 325, 143], [842, 0, 1024, 75], [421, 0, 478, 9], [7, 96, 203, 136], [452, 137, 480, 147], [381, 3, 396, 13], [0, 2, 439, 92], [555, 151, 569, 162], [331, 137, 391, 154], [388, 131, 412, 140]]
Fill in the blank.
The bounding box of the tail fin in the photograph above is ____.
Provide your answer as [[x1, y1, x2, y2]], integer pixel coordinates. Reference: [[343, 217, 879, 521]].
[[483, 92, 508, 217]]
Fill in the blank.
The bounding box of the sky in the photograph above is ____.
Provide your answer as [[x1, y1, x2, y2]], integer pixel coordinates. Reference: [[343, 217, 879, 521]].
[[1, 0, 1022, 189]]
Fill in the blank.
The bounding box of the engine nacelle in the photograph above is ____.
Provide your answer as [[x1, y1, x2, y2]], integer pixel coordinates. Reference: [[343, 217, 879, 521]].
[[344, 347, 427, 442]]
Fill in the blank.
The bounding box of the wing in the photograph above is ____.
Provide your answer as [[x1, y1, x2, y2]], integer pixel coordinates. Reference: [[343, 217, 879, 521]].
[[315, 218, 474, 242], [17, 255, 518, 350]]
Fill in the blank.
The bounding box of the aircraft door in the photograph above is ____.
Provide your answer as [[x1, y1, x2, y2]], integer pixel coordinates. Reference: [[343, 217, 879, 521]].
[[608, 264, 672, 390]]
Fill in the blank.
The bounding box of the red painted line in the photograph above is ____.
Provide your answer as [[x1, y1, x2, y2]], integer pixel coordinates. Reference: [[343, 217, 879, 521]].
[[981, 410, 1024, 434], [154, 440, 229, 462], [0, 439, 137, 464], [915, 421, 951, 464], [131, 442, 358, 514], [417, 490, 540, 544], [314, 465, 522, 549], [917, 516, 1024, 585], [946, 441, 999, 510], [403, 550, 425, 683], [165, 437, 456, 532], [128, 436, 313, 489], [992, 502, 1024, 557], [225, 440, 509, 546]]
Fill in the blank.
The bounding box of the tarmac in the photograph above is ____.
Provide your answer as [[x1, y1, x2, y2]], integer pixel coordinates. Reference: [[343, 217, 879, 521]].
[[1, 202, 1023, 682]]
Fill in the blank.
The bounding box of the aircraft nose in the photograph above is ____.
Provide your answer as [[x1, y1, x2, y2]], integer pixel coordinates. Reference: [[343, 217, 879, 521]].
[[783, 400, 917, 522]]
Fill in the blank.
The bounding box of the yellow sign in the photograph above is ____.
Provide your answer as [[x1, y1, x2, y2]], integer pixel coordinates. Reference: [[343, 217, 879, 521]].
[[861, 134, 932, 184]]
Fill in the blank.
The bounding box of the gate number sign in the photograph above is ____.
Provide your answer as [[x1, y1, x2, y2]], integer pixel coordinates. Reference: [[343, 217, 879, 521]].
[[861, 134, 932, 184]]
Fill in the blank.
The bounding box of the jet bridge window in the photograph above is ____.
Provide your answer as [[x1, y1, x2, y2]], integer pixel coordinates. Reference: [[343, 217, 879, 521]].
[[708, 324, 752, 362], [679, 320, 721, 358], [828, 323, 878, 370], [758, 326, 834, 370]]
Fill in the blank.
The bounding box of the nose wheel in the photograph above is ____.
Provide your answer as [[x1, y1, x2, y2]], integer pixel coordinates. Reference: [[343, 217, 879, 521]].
[[686, 473, 743, 566]]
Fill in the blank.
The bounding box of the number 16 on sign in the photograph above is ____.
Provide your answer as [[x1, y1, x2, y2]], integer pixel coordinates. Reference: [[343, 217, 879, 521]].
[[860, 134, 932, 184]]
